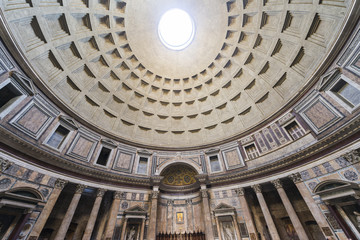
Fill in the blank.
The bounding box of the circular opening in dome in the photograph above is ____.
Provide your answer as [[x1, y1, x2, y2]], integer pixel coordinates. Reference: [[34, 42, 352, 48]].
[[158, 9, 195, 51]]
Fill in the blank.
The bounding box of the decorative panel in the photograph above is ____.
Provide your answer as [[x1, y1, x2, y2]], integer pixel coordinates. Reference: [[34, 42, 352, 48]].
[[112, 149, 135, 173], [66, 128, 100, 161], [222, 147, 244, 170], [10, 98, 58, 139], [299, 95, 343, 134]]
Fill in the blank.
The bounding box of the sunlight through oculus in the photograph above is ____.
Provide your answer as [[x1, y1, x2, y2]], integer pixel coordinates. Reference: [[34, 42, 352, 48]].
[[158, 9, 195, 50]]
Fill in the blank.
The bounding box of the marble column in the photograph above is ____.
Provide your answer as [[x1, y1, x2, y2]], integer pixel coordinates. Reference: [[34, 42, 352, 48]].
[[167, 200, 173, 233], [103, 191, 121, 240], [54, 184, 86, 240], [147, 190, 159, 240], [215, 216, 222, 240], [235, 188, 258, 240], [28, 179, 67, 240], [289, 173, 336, 239], [200, 188, 215, 240], [251, 184, 280, 240], [82, 188, 106, 240], [140, 218, 146, 240], [120, 217, 128, 240], [271, 179, 309, 240]]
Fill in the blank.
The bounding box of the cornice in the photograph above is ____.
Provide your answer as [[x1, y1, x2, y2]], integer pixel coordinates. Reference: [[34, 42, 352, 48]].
[[209, 116, 360, 185]]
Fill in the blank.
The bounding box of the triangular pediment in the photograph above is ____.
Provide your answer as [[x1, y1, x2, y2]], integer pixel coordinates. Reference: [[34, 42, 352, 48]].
[[125, 205, 146, 213], [11, 71, 36, 96], [318, 68, 341, 91], [59, 115, 78, 130], [214, 203, 234, 210]]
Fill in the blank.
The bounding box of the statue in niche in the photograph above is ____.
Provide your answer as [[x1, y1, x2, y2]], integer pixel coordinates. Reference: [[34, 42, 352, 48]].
[[126, 225, 137, 240], [222, 222, 235, 240]]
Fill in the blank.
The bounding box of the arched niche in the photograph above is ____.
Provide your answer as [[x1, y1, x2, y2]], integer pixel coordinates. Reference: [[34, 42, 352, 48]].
[[157, 158, 203, 176], [159, 163, 200, 193]]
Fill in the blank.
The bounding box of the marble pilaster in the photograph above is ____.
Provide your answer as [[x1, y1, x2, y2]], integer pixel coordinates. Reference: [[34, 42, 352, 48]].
[[28, 179, 67, 240], [103, 191, 121, 239], [235, 187, 258, 240]]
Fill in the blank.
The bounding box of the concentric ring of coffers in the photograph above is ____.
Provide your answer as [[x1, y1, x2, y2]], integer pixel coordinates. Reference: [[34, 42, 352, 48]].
[[1, 0, 353, 148]]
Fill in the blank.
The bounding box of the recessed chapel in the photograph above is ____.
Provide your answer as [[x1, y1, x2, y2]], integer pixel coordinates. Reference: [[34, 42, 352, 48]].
[[0, 0, 359, 239]]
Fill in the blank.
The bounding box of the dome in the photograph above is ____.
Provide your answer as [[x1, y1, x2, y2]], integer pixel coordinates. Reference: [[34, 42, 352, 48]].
[[0, 0, 353, 149], [0, 0, 359, 240]]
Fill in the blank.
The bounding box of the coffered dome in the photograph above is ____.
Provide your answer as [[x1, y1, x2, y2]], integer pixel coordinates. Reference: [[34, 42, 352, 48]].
[[1, 0, 353, 148]]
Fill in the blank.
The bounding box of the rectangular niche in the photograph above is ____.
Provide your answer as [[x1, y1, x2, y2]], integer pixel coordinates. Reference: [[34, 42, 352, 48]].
[[66, 128, 100, 162], [10, 97, 58, 139], [112, 149, 135, 173]]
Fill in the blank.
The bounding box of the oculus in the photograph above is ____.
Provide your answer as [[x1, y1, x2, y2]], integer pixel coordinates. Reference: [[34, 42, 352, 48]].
[[158, 9, 195, 50]]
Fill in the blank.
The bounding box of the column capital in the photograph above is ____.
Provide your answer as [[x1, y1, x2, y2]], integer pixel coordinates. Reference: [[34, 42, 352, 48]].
[[235, 187, 245, 196], [342, 148, 360, 164], [289, 173, 302, 183], [271, 179, 283, 189], [75, 184, 86, 194], [0, 157, 12, 172], [251, 184, 262, 193], [200, 189, 208, 198], [114, 191, 122, 199], [167, 199, 174, 206], [96, 188, 106, 197], [186, 199, 192, 205], [54, 179, 68, 190], [151, 190, 159, 199]]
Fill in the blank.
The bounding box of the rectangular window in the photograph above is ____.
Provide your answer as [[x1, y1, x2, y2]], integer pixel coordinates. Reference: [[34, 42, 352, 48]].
[[47, 125, 70, 149], [0, 83, 22, 113], [285, 121, 304, 140], [331, 79, 360, 108], [96, 147, 112, 166], [209, 155, 221, 172], [137, 157, 148, 174], [244, 144, 259, 160]]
